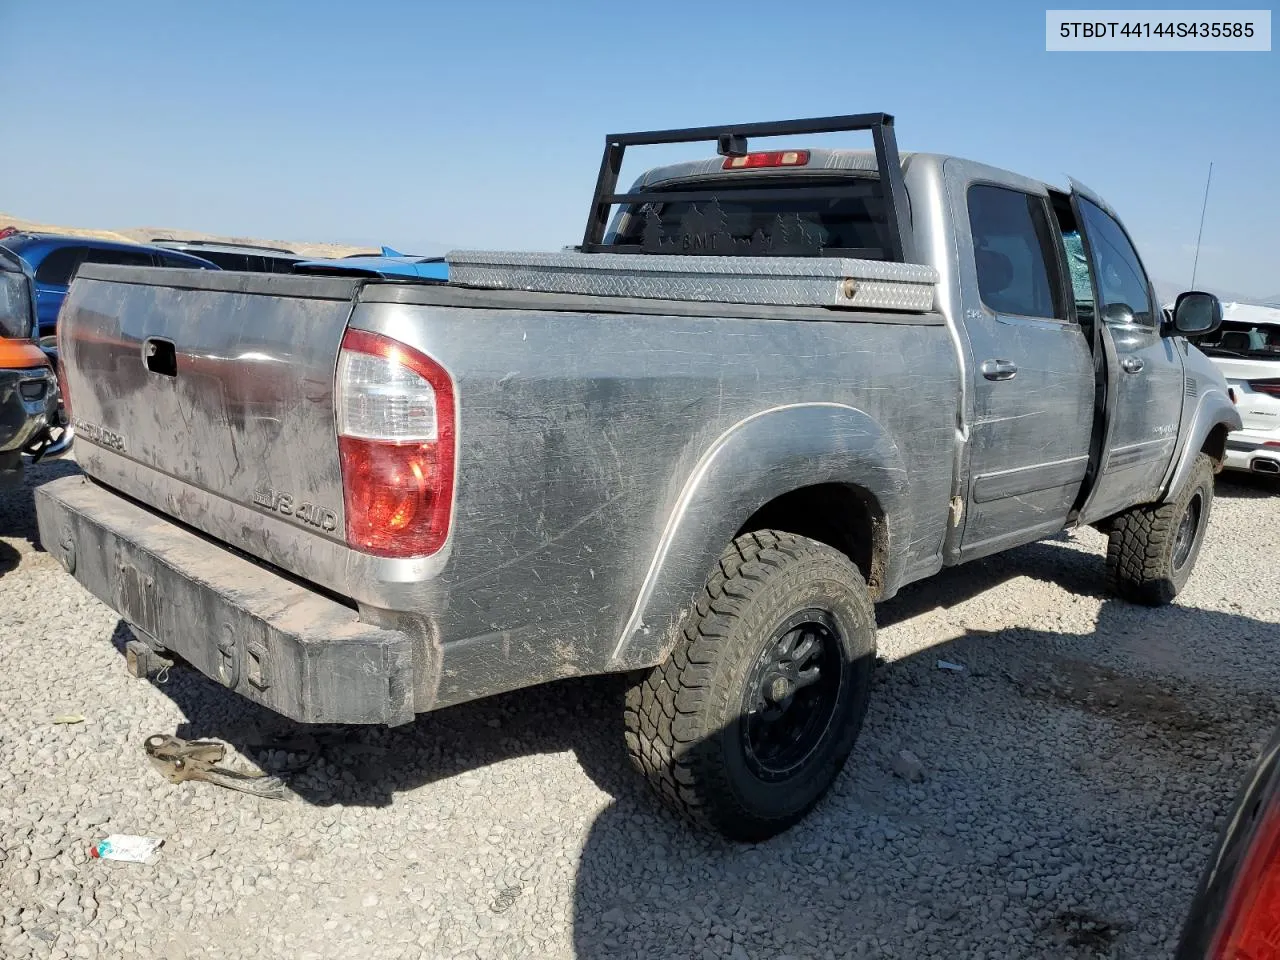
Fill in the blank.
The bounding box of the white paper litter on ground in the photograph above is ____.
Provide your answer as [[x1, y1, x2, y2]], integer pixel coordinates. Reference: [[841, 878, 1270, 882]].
[[92, 835, 163, 864]]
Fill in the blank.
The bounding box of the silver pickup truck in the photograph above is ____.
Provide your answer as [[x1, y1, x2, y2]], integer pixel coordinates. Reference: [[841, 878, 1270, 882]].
[[36, 114, 1240, 840]]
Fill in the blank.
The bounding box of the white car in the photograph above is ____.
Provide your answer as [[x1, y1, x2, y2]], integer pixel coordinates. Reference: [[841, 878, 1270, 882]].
[[1190, 301, 1280, 476]]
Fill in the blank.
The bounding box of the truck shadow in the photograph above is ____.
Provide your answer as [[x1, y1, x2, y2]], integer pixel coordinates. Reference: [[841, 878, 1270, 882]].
[[877, 533, 1105, 628], [113, 535, 1110, 810], [105, 534, 1279, 957], [0, 457, 80, 577], [0, 456, 81, 552], [115, 620, 641, 806], [0, 540, 18, 577], [567, 594, 1280, 960]]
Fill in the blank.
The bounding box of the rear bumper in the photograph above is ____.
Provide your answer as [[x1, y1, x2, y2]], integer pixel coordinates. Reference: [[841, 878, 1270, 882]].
[[1225, 436, 1280, 474], [35, 475, 416, 725]]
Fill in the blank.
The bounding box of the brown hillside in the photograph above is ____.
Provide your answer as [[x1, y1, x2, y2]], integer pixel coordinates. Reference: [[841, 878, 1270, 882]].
[[0, 212, 377, 259]]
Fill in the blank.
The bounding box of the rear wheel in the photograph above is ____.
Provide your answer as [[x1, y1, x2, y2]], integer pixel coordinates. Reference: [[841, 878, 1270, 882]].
[[623, 530, 876, 841], [1105, 454, 1214, 606]]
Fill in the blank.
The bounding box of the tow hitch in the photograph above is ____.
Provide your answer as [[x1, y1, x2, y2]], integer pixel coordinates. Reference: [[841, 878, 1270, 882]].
[[124, 638, 175, 681]]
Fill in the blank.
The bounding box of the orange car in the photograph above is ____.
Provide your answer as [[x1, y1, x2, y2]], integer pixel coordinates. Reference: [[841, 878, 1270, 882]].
[[0, 248, 70, 489]]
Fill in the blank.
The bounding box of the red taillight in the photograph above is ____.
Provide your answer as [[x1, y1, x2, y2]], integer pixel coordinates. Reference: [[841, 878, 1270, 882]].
[[1210, 795, 1280, 958], [1251, 381, 1280, 398], [338, 437, 446, 555], [335, 329, 455, 558], [721, 150, 810, 170]]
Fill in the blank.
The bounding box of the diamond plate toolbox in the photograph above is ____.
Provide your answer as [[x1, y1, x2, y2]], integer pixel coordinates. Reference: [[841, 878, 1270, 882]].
[[446, 251, 939, 313]]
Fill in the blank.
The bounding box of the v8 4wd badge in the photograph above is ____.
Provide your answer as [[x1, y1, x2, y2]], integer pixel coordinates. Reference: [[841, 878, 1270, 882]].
[[253, 487, 338, 533]]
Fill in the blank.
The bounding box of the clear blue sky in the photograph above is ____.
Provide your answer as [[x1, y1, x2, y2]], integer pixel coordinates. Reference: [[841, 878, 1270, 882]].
[[1, 0, 1276, 298]]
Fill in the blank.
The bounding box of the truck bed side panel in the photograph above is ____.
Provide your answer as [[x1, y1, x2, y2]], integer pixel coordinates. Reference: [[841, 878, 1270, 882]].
[[352, 297, 960, 706]]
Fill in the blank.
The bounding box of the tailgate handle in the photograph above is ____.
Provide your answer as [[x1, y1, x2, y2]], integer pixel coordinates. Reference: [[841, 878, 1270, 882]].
[[144, 337, 177, 377]]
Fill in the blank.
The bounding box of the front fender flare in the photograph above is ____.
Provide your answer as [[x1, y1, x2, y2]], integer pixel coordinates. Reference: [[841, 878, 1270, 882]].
[[608, 402, 910, 669], [1163, 387, 1241, 500]]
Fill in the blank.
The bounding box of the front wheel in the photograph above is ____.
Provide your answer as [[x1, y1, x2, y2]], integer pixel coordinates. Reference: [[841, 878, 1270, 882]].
[[1105, 453, 1214, 606], [623, 530, 876, 841]]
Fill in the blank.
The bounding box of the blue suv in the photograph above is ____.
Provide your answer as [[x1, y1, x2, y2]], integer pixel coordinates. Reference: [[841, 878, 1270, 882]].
[[0, 232, 218, 339]]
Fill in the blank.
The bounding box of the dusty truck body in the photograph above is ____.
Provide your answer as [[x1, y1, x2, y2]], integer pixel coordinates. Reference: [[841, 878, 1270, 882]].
[[36, 114, 1240, 839]]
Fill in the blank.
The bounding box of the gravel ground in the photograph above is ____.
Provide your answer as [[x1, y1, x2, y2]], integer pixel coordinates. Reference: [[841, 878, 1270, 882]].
[[2, 458, 1278, 960]]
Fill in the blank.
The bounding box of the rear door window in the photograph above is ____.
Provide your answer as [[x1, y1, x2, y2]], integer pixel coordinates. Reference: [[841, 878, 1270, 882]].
[[159, 252, 207, 268], [84, 248, 158, 268], [206, 253, 249, 270], [967, 184, 1064, 320], [1192, 322, 1280, 359], [34, 246, 89, 286]]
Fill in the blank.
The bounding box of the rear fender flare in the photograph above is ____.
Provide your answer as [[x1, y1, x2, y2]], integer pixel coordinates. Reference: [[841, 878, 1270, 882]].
[[608, 402, 909, 669]]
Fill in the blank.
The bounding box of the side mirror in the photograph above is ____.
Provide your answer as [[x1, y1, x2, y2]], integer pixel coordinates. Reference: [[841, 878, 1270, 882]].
[[1171, 291, 1222, 337], [1103, 303, 1136, 326]]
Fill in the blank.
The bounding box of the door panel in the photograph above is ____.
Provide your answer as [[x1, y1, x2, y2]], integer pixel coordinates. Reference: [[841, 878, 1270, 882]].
[[1069, 195, 1185, 523], [960, 318, 1095, 556], [953, 176, 1096, 559], [1083, 323, 1183, 520]]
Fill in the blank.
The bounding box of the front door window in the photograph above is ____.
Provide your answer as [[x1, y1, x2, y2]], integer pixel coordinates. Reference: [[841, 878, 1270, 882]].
[[1077, 199, 1155, 327]]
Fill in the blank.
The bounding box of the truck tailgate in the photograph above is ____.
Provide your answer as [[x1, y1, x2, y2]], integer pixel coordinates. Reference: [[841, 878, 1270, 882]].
[[60, 266, 362, 585]]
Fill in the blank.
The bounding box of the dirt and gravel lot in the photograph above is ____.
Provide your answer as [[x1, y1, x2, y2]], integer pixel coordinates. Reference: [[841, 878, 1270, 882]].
[[1, 459, 1278, 960]]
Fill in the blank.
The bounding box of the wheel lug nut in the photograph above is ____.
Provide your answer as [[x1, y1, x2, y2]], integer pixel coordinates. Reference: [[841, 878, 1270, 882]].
[[768, 676, 794, 703]]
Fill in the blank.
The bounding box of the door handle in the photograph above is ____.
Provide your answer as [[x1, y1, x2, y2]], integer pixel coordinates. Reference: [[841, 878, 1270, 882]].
[[143, 337, 177, 377], [1121, 357, 1145, 374], [980, 359, 1018, 381]]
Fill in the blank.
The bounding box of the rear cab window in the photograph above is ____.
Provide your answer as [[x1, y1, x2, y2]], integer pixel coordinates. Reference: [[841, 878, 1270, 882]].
[[607, 176, 894, 259], [966, 184, 1065, 320]]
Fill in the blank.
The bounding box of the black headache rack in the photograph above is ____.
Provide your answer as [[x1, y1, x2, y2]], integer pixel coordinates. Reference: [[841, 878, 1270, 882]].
[[580, 112, 913, 262]]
